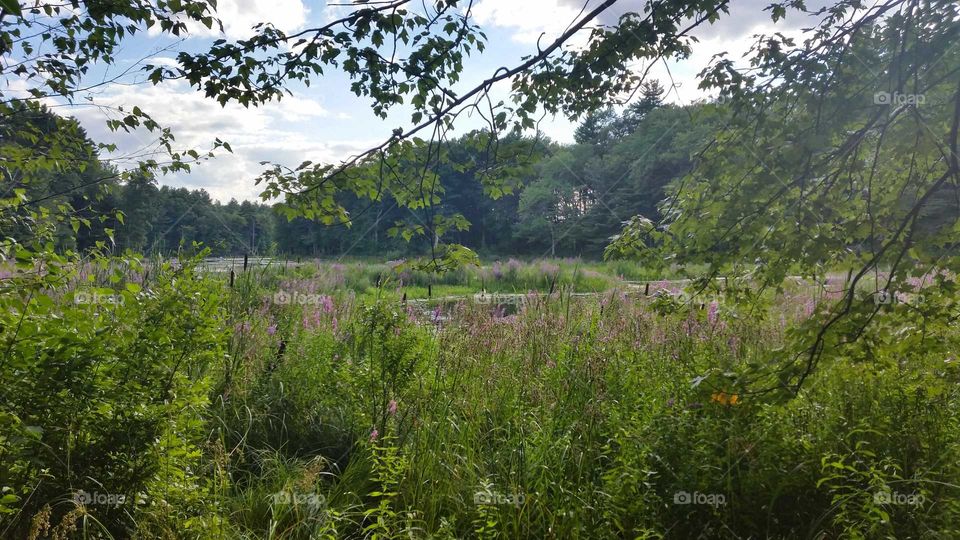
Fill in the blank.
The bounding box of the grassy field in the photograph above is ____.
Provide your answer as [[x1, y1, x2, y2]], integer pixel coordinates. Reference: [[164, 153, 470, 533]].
[[3, 257, 959, 538]]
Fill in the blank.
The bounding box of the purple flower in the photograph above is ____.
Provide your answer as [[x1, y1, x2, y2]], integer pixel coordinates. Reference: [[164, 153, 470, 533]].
[[707, 301, 719, 326], [388, 400, 398, 416], [728, 335, 740, 355], [267, 324, 277, 336], [369, 428, 379, 442]]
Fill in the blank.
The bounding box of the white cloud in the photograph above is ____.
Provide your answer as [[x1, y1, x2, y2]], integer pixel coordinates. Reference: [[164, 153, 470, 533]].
[[63, 80, 375, 202], [473, 0, 588, 44], [471, 0, 822, 124], [151, 0, 310, 40], [478, 0, 830, 44]]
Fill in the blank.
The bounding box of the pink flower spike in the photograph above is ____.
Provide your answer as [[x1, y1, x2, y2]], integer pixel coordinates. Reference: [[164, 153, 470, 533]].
[[369, 428, 379, 442], [388, 399, 398, 415]]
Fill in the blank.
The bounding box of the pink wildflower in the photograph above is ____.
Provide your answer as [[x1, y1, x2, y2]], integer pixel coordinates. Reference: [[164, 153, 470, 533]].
[[707, 301, 719, 326], [388, 400, 398, 416], [320, 295, 335, 313], [267, 324, 277, 336], [369, 428, 379, 442]]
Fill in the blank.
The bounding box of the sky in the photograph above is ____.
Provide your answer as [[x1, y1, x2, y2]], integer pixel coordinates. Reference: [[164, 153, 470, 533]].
[[8, 0, 828, 203]]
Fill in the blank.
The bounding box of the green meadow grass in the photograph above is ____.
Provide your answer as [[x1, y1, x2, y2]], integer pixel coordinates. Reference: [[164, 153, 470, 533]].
[[6, 259, 959, 539]]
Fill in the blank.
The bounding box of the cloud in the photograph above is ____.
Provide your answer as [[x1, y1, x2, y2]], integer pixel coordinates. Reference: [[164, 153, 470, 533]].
[[473, 0, 588, 45], [151, 0, 310, 40], [479, 0, 833, 43], [64, 80, 375, 202], [471, 0, 827, 121]]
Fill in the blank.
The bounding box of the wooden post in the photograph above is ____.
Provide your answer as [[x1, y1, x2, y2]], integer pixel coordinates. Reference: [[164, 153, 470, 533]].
[[644, 283, 650, 296], [243, 253, 249, 272], [229, 270, 235, 288], [428, 284, 432, 298]]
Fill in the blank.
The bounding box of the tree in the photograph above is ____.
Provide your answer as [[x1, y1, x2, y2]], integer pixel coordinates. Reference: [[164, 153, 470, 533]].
[[516, 147, 593, 256], [574, 107, 618, 145], [612, 79, 666, 137], [4, 0, 743, 269], [609, 0, 960, 395]]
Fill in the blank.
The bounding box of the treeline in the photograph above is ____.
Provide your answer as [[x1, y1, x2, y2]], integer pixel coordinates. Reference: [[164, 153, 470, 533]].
[[3, 82, 722, 258]]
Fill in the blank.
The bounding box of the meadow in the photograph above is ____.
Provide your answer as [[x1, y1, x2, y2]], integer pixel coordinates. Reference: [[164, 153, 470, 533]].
[[3, 255, 958, 539]]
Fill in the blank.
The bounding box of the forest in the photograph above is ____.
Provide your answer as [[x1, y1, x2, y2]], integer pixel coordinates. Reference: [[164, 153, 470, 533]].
[[8, 82, 707, 259]]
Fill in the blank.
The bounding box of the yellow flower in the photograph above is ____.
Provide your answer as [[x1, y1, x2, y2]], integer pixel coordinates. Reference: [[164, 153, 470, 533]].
[[711, 391, 741, 406]]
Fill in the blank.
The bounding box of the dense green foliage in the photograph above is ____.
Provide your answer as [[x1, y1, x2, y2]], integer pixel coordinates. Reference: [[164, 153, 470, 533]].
[[5, 0, 960, 538], [3, 97, 713, 259], [4, 263, 960, 537]]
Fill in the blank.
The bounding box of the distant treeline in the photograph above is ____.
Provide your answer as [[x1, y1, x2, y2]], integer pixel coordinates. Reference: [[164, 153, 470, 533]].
[[3, 82, 728, 258]]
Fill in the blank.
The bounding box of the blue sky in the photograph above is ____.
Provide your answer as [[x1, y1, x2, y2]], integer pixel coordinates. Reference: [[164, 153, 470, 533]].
[[9, 0, 823, 202]]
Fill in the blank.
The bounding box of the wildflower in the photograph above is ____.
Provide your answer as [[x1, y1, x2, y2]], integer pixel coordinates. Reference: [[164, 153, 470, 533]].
[[369, 428, 379, 442], [267, 324, 277, 336], [707, 301, 719, 326], [545, 358, 556, 369], [320, 295, 335, 313], [303, 309, 322, 329], [432, 305, 442, 324], [711, 391, 741, 406], [388, 400, 398, 416]]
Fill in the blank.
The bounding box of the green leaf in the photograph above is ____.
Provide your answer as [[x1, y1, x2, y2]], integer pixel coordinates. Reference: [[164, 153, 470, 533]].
[[0, 0, 22, 16]]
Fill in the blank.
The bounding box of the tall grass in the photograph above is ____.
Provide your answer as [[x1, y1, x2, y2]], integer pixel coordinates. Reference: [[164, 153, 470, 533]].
[[210, 270, 960, 538], [6, 257, 958, 538]]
